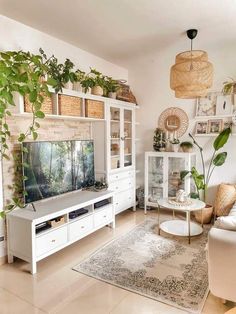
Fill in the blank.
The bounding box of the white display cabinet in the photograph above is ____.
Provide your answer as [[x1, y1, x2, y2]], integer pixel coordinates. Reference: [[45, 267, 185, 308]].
[[144, 152, 196, 214]]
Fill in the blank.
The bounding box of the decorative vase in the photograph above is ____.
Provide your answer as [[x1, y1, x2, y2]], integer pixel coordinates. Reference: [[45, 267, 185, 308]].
[[108, 92, 117, 99], [73, 82, 83, 92], [91, 86, 103, 96], [194, 204, 213, 224], [171, 144, 179, 152], [64, 81, 73, 90]]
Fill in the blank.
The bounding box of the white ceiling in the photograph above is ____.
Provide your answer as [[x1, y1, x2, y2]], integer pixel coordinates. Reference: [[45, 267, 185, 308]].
[[1, 0, 236, 66]]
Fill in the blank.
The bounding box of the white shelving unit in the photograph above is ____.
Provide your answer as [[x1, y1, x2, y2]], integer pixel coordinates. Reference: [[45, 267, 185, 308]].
[[144, 152, 196, 214]]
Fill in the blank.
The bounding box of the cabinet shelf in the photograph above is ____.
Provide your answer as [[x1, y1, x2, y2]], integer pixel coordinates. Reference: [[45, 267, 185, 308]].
[[110, 120, 120, 123]]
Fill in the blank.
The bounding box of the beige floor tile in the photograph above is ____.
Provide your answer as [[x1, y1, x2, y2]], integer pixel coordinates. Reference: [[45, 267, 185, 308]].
[[0, 287, 45, 314], [110, 292, 186, 314]]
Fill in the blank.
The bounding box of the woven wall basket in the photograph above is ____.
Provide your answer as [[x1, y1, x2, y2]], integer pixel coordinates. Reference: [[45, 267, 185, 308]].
[[85, 100, 104, 119], [214, 183, 236, 216], [58, 95, 82, 117]]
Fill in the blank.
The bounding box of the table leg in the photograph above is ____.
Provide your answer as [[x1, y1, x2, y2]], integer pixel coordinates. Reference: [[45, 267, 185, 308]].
[[158, 203, 160, 235], [187, 211, 191, 244]]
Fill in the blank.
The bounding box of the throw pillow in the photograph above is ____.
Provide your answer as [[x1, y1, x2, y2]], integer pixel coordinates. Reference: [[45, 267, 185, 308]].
[[215, 202, 236, 231], [214, 183, 236, 216]]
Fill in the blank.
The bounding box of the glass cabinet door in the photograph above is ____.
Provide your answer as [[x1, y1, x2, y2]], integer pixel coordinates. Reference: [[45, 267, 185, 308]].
[[110, 107, 121, 170], [148, 156, 164, 202], [123, 109, 133, 168], [168, 157, 185, 197]]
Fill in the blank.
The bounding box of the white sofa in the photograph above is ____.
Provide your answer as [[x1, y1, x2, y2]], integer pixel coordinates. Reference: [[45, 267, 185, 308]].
[[208, 227, 236, 302]]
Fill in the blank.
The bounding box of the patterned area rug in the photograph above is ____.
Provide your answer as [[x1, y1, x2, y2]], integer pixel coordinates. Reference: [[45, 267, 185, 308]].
[[73, 218, 209, 313]]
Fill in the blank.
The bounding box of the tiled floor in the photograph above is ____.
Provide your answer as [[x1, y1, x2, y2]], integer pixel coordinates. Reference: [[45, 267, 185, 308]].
[[0, 209, 233, 314]]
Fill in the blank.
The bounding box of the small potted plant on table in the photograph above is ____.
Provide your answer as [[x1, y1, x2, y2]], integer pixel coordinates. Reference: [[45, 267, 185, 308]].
[[170, 138, 180, 152], [81, 68, 105, 96], [104, 77, 120, 99], [180, 141, 193, 153]]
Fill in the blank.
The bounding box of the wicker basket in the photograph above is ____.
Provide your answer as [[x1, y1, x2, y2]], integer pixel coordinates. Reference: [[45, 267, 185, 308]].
[[85, 99, 104, 119], [116, 83, 137, 104], [24, 94, 53, 114], [194, 205, 213, 224], [214, 183, 236, 217], [58, 95, 82, 117]]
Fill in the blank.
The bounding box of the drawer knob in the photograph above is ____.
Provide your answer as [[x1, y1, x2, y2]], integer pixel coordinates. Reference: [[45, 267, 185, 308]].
[[81, 226, 85, 229], [51, 239, 56, 243], [103, 215, 107, 218]]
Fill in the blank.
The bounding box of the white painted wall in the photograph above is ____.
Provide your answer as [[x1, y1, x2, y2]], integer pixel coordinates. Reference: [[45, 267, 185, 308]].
[[0, 15, 128, 259], [129, 42, 236, 204]]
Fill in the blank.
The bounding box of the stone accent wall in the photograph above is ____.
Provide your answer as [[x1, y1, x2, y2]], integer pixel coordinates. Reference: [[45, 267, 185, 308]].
[[2, 115, 91, 205]]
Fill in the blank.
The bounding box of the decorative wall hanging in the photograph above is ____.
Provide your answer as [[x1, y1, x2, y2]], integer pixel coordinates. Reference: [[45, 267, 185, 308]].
[[170, 29, 213, 99], [158, 107, 189, 138]]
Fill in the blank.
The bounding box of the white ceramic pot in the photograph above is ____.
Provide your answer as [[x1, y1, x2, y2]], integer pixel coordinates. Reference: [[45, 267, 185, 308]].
[[171, 144, 179, 152], [73, 82, 83, 92], [64, 81, 73, 90], [108, 92, 117, 99], [91, 86, 103, 96]]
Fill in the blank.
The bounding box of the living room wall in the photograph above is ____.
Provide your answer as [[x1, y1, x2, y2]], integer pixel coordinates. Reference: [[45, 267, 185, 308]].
[[0, 15, 128, 261], [128, 41, 236, 204]]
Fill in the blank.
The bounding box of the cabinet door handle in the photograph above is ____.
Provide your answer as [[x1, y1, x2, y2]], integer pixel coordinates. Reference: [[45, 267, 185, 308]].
[[103, 215, 107, 218], [51, 239, 56, 243], [116, 175, 119, 179], [81, 226, 85, 229], [116, 202, 118, 205]]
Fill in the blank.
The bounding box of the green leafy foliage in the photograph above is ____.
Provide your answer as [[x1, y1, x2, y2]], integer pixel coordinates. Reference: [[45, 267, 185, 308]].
[[213, 127, 231, 151]]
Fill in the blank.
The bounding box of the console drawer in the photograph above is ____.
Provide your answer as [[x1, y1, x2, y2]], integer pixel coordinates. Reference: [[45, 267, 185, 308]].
[[69, 215, 93, 241], [109, 170, 134, 183], [36, 226, 67, 257], [94, 207, 113, 228], [109, 177, 134, 193], [114, 189, 135, 214]]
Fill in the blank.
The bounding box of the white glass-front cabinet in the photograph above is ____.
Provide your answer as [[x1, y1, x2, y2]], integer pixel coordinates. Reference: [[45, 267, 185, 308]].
[[106, 103, 136, 215], [144, 152, 196, 214]]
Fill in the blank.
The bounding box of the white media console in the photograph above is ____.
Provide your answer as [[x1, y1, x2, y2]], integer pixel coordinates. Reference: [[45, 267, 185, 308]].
[[7, 190, 115, 274]]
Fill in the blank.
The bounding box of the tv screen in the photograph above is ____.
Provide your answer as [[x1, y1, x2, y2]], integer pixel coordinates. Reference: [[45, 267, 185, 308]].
[[22, 140, 95, 204]]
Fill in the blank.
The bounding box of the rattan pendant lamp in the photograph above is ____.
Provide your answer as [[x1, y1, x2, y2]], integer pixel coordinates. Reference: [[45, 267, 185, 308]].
[[170, 29, 213, 99]]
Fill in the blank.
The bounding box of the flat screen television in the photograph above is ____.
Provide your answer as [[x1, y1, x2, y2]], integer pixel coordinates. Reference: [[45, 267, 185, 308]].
[[22, 140, 95, 204]]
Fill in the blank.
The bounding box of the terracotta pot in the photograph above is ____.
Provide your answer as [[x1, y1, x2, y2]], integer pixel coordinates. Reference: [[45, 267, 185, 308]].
[[91, 86, 103, 96], [108, 92, 117, 99], [181, 146, 193, 153], [194, 204, 213, 224]]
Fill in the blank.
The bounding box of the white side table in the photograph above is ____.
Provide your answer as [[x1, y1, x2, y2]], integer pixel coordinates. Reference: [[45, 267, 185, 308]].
[[157, 198, 206, 244]]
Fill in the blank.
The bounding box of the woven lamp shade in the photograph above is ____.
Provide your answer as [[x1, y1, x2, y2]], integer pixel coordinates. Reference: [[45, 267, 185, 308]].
[[170, 50, 213, 99]]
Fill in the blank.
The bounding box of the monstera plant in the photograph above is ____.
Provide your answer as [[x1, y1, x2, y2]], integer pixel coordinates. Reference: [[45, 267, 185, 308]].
[[181, 127, 231, 202]]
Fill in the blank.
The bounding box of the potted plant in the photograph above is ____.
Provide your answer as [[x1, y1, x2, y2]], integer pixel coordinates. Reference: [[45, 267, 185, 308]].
[[222, 78, 236, 94], [73, 69, 86, 92], [104, 77, 120, 98], [153, 128, 166, 151], [81, 68, 105, 96], [181, 127, 231, 223], [180, 141, 193, 153], [170, 138, 180, 152]]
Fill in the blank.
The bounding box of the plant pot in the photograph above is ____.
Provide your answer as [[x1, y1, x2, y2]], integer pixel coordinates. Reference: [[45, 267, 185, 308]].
[[64, 81, 73, 90], [108, 92, 117, 99], [194, 204, 213, 224], [91, 86, 103, 96], [171, 144, 179, 152], [181, 146, 193, 153], [73, 82, 83, 92]]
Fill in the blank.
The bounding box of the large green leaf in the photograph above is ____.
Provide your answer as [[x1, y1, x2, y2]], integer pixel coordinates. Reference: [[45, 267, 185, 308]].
[[213, 127, 231, 151], [180, 170, 190, 181], [213, 152, 227, 166]]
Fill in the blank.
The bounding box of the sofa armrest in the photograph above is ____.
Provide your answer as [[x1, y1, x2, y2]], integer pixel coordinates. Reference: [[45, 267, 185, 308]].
[[208, 227, 236, 302]]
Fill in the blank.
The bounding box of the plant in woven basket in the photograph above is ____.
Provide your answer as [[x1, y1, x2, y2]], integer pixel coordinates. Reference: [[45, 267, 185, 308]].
[[180, 141, 193, 152], [222, 78, 236, 95], [81, 68, 106, 95], [103, 77, 120, 98], [181, 127, 231, 202]]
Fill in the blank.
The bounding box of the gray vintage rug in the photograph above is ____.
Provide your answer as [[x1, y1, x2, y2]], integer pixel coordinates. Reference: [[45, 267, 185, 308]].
[[73, 218, 209, 313]]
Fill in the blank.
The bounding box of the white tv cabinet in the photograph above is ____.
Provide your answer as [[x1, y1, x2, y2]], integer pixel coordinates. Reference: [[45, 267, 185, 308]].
[[7, 190, 115, 274]]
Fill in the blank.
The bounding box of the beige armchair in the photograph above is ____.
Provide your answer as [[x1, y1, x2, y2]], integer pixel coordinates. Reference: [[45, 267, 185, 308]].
[[208, 227, 236, 302]]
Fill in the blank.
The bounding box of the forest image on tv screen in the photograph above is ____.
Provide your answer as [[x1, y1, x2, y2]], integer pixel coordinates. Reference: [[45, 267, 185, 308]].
[[23, 140, 94, 203]]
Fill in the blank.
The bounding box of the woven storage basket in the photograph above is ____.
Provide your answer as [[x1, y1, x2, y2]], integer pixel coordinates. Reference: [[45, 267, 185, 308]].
[[24, 94, 53, 114], [194, 205, 213, 224], [58, 95, 82, 117], [116, 83, 137, 104], [214, 183, 236, 217], [85, 100, 104, 119]]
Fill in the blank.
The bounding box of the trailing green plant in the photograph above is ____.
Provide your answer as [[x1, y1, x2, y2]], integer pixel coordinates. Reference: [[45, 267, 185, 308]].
[[80, 68, 106, 93], [180, 141, 193, 148], [153, 128, 165, 151], [181, 127, 231, 202], [39, 48, 77, 92], [222, 78, 236, 95]]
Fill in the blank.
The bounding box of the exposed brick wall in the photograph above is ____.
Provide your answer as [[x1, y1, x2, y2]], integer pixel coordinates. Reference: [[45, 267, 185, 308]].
[[2, 115, 91, 205]]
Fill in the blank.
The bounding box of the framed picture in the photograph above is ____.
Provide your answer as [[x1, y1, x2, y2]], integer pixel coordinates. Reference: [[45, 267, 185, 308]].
[[195, 121, 208, 135], [196, 92, 217, 116], [208, 119, 223, 134], [216, 94, 234, 116]]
